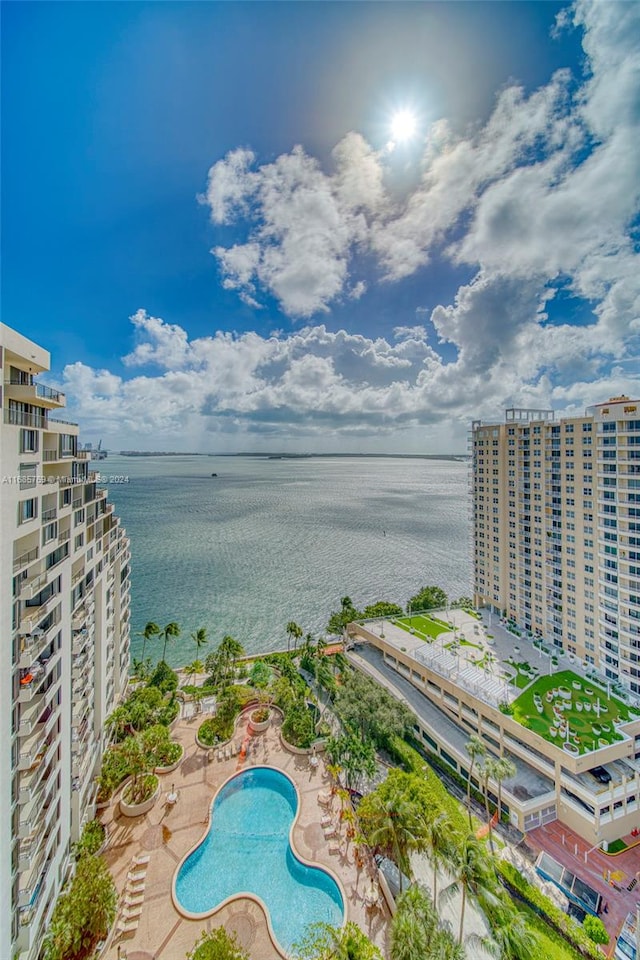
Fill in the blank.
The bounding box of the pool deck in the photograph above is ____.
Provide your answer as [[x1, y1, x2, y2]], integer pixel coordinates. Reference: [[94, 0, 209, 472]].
[[98, 709, 391, 960]]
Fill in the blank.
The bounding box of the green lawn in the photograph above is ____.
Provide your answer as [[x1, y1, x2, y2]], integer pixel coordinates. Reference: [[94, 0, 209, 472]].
[[395, 615, 451, 640], [511, 670, 638, 754]]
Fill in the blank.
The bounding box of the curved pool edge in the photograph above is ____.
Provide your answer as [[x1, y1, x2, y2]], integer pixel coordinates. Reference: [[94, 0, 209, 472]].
[[171, 764, 347, 959]]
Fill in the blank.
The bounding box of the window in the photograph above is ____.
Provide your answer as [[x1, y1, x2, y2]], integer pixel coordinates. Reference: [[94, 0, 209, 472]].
[[19, 463, 37, 490], [20, 429, 38, 453], [18, 498, 37, 524]]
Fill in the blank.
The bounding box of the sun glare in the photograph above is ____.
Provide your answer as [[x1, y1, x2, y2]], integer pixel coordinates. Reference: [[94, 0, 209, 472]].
[[390, 109, 417, 143]]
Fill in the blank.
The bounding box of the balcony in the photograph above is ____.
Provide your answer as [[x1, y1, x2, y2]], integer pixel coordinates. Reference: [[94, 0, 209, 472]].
[[13, 547, 39, 574], [18, 623, 58, 670], [19, 751, 55, 805], [5, 378, 65, 409], [20, 569, 49, 601], [20, 593, 58, 633], [4, 407, 48, 429]]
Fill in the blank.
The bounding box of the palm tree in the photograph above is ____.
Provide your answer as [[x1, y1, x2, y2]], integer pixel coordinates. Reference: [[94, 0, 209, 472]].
[[478, 757, 498, 851], [190, 626, 208, 659], [391, 885, 436, 960], [465, 735, 486, 827], [474, 905, 539, 960], [185, 659, 204, 685], [366, 791, 421, 893], [493, 756, 516, 826], [286, 620, 303, 653], [420, 812, 454, 909], [390, 904, 429, 960], [219, 634, 244, 681], [137, 621, 160, 665], [160, 621, 180, 663], [441, 835, 495, 945]]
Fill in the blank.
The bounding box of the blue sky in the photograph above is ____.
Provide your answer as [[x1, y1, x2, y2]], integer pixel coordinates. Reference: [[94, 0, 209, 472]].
[[2, 1, 639, 452]]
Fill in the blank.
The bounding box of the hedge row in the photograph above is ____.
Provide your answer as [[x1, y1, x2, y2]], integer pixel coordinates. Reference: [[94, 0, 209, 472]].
[[497, 861, 604, 960]]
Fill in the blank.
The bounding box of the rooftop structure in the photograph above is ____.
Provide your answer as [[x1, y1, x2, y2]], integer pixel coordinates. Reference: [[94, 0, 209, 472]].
[[348, 607, 640, 845]]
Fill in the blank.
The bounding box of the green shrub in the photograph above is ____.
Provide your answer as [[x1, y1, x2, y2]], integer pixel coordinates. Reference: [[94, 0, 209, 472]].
[[141, 724, 183, 768], [496, 861, 603, 960], [282, 700, 316, 748], [96, 746, 130, 802], [122, 773, 158, 806], [42, 856, 117, 960], [198, 716, 235, 746], [73, 820, 106, 861], [187, 927, 250, 960], [582, 915, 609, 945], [148, 660, 179, 693]]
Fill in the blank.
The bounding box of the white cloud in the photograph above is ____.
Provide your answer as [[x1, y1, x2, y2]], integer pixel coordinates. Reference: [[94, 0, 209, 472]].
[[66, 1, 639, 452], [63, 311, 640, 453]]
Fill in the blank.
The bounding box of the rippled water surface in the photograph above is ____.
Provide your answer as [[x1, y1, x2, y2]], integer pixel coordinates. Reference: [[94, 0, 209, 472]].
[[102, 455, 471, 665]]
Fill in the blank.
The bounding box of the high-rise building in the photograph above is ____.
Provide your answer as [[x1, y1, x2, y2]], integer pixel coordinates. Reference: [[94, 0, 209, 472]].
[[0, 324, 131, 959], [472, 397, 640, 695]]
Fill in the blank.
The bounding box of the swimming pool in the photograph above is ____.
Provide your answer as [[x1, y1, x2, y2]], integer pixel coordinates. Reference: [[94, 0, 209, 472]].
[[173, 766, 345, 954]]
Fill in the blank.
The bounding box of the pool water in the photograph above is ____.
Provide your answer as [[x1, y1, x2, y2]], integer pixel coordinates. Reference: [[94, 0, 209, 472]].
[[174, 767, 344, 953]]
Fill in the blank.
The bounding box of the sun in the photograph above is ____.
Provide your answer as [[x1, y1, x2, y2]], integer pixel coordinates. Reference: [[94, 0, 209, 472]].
[[390, 109, 417, 143]]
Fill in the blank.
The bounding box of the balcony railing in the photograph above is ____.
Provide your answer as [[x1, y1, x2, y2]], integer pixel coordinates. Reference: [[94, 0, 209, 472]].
[[13, 548, 39, 573], [4, 408, 47, 429], [36, 383, 65, 403]]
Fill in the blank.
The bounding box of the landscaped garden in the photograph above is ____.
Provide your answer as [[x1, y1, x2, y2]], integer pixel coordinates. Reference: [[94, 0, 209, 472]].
[[509, 670, 640, 754], [393, 613, 451, 641]]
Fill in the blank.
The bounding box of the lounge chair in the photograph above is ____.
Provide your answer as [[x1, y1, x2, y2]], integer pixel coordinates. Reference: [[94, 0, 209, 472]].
[[116, 917, 139, 936], [217, 749, 223, 761], [224, 746, 230, 760], [132, 854, 150, 866], [126, 869, 146, 883], [318, 790, 332, 806], [324, 826, 338, 839], [123, 893, 144, 907], [320, 815, 332, 827], [121, 905, 143, 919], [125, 878, 145, 893]]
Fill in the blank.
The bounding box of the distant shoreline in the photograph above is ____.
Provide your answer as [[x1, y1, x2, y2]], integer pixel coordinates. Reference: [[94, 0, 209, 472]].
[[118, 451, 467, 461]]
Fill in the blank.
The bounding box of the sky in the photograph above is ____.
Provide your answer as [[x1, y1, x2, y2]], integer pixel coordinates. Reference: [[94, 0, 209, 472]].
[[2, 0, 639, 453]]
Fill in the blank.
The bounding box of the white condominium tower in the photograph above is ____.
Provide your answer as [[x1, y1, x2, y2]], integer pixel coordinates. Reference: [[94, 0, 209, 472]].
[[472, 396, 640, 695], [0, 324, 131, 959]]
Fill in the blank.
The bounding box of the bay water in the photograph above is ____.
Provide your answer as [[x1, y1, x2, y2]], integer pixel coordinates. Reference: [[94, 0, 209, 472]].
[[100, 455, 471, 667]]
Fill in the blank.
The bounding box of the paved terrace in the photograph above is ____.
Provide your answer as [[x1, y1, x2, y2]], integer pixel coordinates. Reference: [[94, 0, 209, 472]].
[[349, 645, 554, 804], [99, 711, 390, 960]]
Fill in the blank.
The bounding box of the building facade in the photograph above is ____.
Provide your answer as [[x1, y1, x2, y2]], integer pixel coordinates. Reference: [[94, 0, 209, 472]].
[[472, 398, 640, 696], [0, 325, 131, 960]]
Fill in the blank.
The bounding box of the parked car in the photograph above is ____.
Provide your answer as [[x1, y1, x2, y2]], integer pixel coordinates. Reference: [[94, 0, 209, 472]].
[[590, 765, 612, 784]]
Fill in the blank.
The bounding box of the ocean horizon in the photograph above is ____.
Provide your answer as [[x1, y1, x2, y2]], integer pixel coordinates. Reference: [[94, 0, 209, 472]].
[[100, 454, 471, 667]]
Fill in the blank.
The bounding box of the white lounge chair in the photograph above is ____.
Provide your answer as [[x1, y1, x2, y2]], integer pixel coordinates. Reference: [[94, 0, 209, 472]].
[[126, 869, 146, 883], [132, 854, 150, 866], [121, 905, 143, 919], [117, 917, 139, 936], [123, 892, 144, 907]]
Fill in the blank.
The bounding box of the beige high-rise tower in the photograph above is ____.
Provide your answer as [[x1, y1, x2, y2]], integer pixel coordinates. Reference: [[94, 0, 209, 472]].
[[0, 324, 131, 959], [472, 397, 640, 694]]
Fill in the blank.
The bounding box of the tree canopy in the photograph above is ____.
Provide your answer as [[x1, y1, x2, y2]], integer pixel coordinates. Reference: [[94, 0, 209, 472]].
[[407, 585, 448, 612], [42, 856, 117, 960]]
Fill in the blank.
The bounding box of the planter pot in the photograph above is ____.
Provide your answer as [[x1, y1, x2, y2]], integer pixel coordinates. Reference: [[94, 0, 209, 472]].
[[598, 738, 608, 748], [248, 710, 272, 734], [563, 742, 579, 755], [119, 778, 160, 818], [155, 744, 184, 775]]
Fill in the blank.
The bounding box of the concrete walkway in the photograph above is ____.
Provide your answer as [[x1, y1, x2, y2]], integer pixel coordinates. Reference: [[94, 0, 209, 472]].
[[99, 710, 390, 960]]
